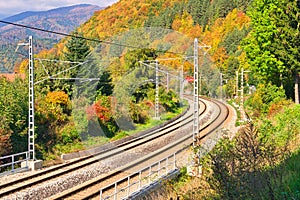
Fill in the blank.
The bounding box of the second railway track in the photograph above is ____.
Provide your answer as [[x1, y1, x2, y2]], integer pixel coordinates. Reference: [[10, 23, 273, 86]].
[[50, 97, 230, 200], [0, 98, 210, 199]]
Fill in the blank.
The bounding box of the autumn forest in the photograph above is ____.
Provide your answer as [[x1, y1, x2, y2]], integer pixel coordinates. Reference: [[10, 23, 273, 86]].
[[0, 0, 299, 198]]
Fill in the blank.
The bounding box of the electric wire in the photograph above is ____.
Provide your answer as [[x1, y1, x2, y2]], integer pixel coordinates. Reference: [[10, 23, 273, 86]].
[[0, 20, 186, 56]]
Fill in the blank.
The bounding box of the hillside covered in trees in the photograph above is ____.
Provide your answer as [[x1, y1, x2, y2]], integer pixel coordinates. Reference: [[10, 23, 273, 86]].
[[0, 4, 101, 73], [33, 0, 298, 101], [0, 0, 299, 197]]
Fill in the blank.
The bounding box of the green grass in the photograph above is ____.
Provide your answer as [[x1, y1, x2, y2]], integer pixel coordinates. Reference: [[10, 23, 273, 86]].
[[112, 103, 188, 140], [53, 136, 110, 155], [53, 103, 189, 157], [111, 131, 129, 141], [226, 98, 244, 126], [82, 136, 110, 148]]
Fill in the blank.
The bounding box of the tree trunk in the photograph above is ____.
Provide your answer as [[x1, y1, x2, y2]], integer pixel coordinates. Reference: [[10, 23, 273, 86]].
[[295, 72, 299, 104]]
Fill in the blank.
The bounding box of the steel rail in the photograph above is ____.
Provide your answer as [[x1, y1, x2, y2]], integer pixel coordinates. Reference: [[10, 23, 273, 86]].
[[50, 98, 229, 200], [0, 99, 207, 198]]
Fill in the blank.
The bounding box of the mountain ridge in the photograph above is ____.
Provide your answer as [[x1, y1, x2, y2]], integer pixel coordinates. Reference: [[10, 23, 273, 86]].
[[1, 4, 100, 20], [0, 4, 102, 30], [0, 4, 103, 72]]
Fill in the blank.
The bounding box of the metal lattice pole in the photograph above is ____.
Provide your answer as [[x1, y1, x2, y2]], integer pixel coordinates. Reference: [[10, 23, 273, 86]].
[[241, 68, 244, 111], [155, 60, 160, 119], [193, 38, 199, 147], [139, 60, 182, 119], [236, 70, 239, 99], [28, 36, 35, 160], [240, 68, 250, 121], [180, 63, 184, 102], [15, 38, 93, 162], [220, 72, 223, 101]]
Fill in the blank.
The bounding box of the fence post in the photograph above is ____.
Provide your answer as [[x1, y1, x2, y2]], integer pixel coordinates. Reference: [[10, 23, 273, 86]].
[[173, 153, 176, 169], [100, 189, 103, 200], [148, 166, 152, 184], [166, 157, 169, 175], [12, 155, 14, 172], [114, 182, 117, 200], [96, 152, 181, 200], [158, 161, 161, 178], [26, 151, 29, 168], [127, 176, 130, 198], [139, 171, 142, 189]]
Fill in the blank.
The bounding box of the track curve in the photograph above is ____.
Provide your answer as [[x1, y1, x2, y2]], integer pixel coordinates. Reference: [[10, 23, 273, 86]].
[[50, 97, 230, 200], [0, 98, 207, 199]]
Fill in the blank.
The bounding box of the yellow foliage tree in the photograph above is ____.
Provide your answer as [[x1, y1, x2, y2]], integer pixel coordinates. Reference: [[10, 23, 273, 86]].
[[19, 59, 29, 74], [172, 11, 195, 37], [46, 91, 69, 106], [202, 9, 250, 52]]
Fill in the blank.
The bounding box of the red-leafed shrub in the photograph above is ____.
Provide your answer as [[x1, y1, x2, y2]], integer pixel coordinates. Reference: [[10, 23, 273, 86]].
[[86, 98, 112, 123]]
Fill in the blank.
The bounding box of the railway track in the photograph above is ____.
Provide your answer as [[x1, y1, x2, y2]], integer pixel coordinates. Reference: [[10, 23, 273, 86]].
[[0, 98, 209, 199], [198, 97, 229, 141], [49, 97, 230, 200]]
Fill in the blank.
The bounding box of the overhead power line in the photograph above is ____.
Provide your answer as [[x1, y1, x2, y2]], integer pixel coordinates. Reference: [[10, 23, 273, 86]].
[[0, 20, 185, 55], [0, 20, 133, 47]]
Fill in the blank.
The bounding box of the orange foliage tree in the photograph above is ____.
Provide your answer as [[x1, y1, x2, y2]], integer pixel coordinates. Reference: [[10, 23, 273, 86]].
[[86, 97, 112, 123]]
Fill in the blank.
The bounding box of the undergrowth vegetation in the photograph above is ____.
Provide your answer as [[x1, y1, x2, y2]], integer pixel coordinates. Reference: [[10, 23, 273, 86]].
[[159, 84, 300, 199]]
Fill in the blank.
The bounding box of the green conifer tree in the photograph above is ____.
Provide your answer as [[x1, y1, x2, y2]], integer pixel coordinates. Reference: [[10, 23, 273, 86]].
[[64, 31, 90, 63]]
